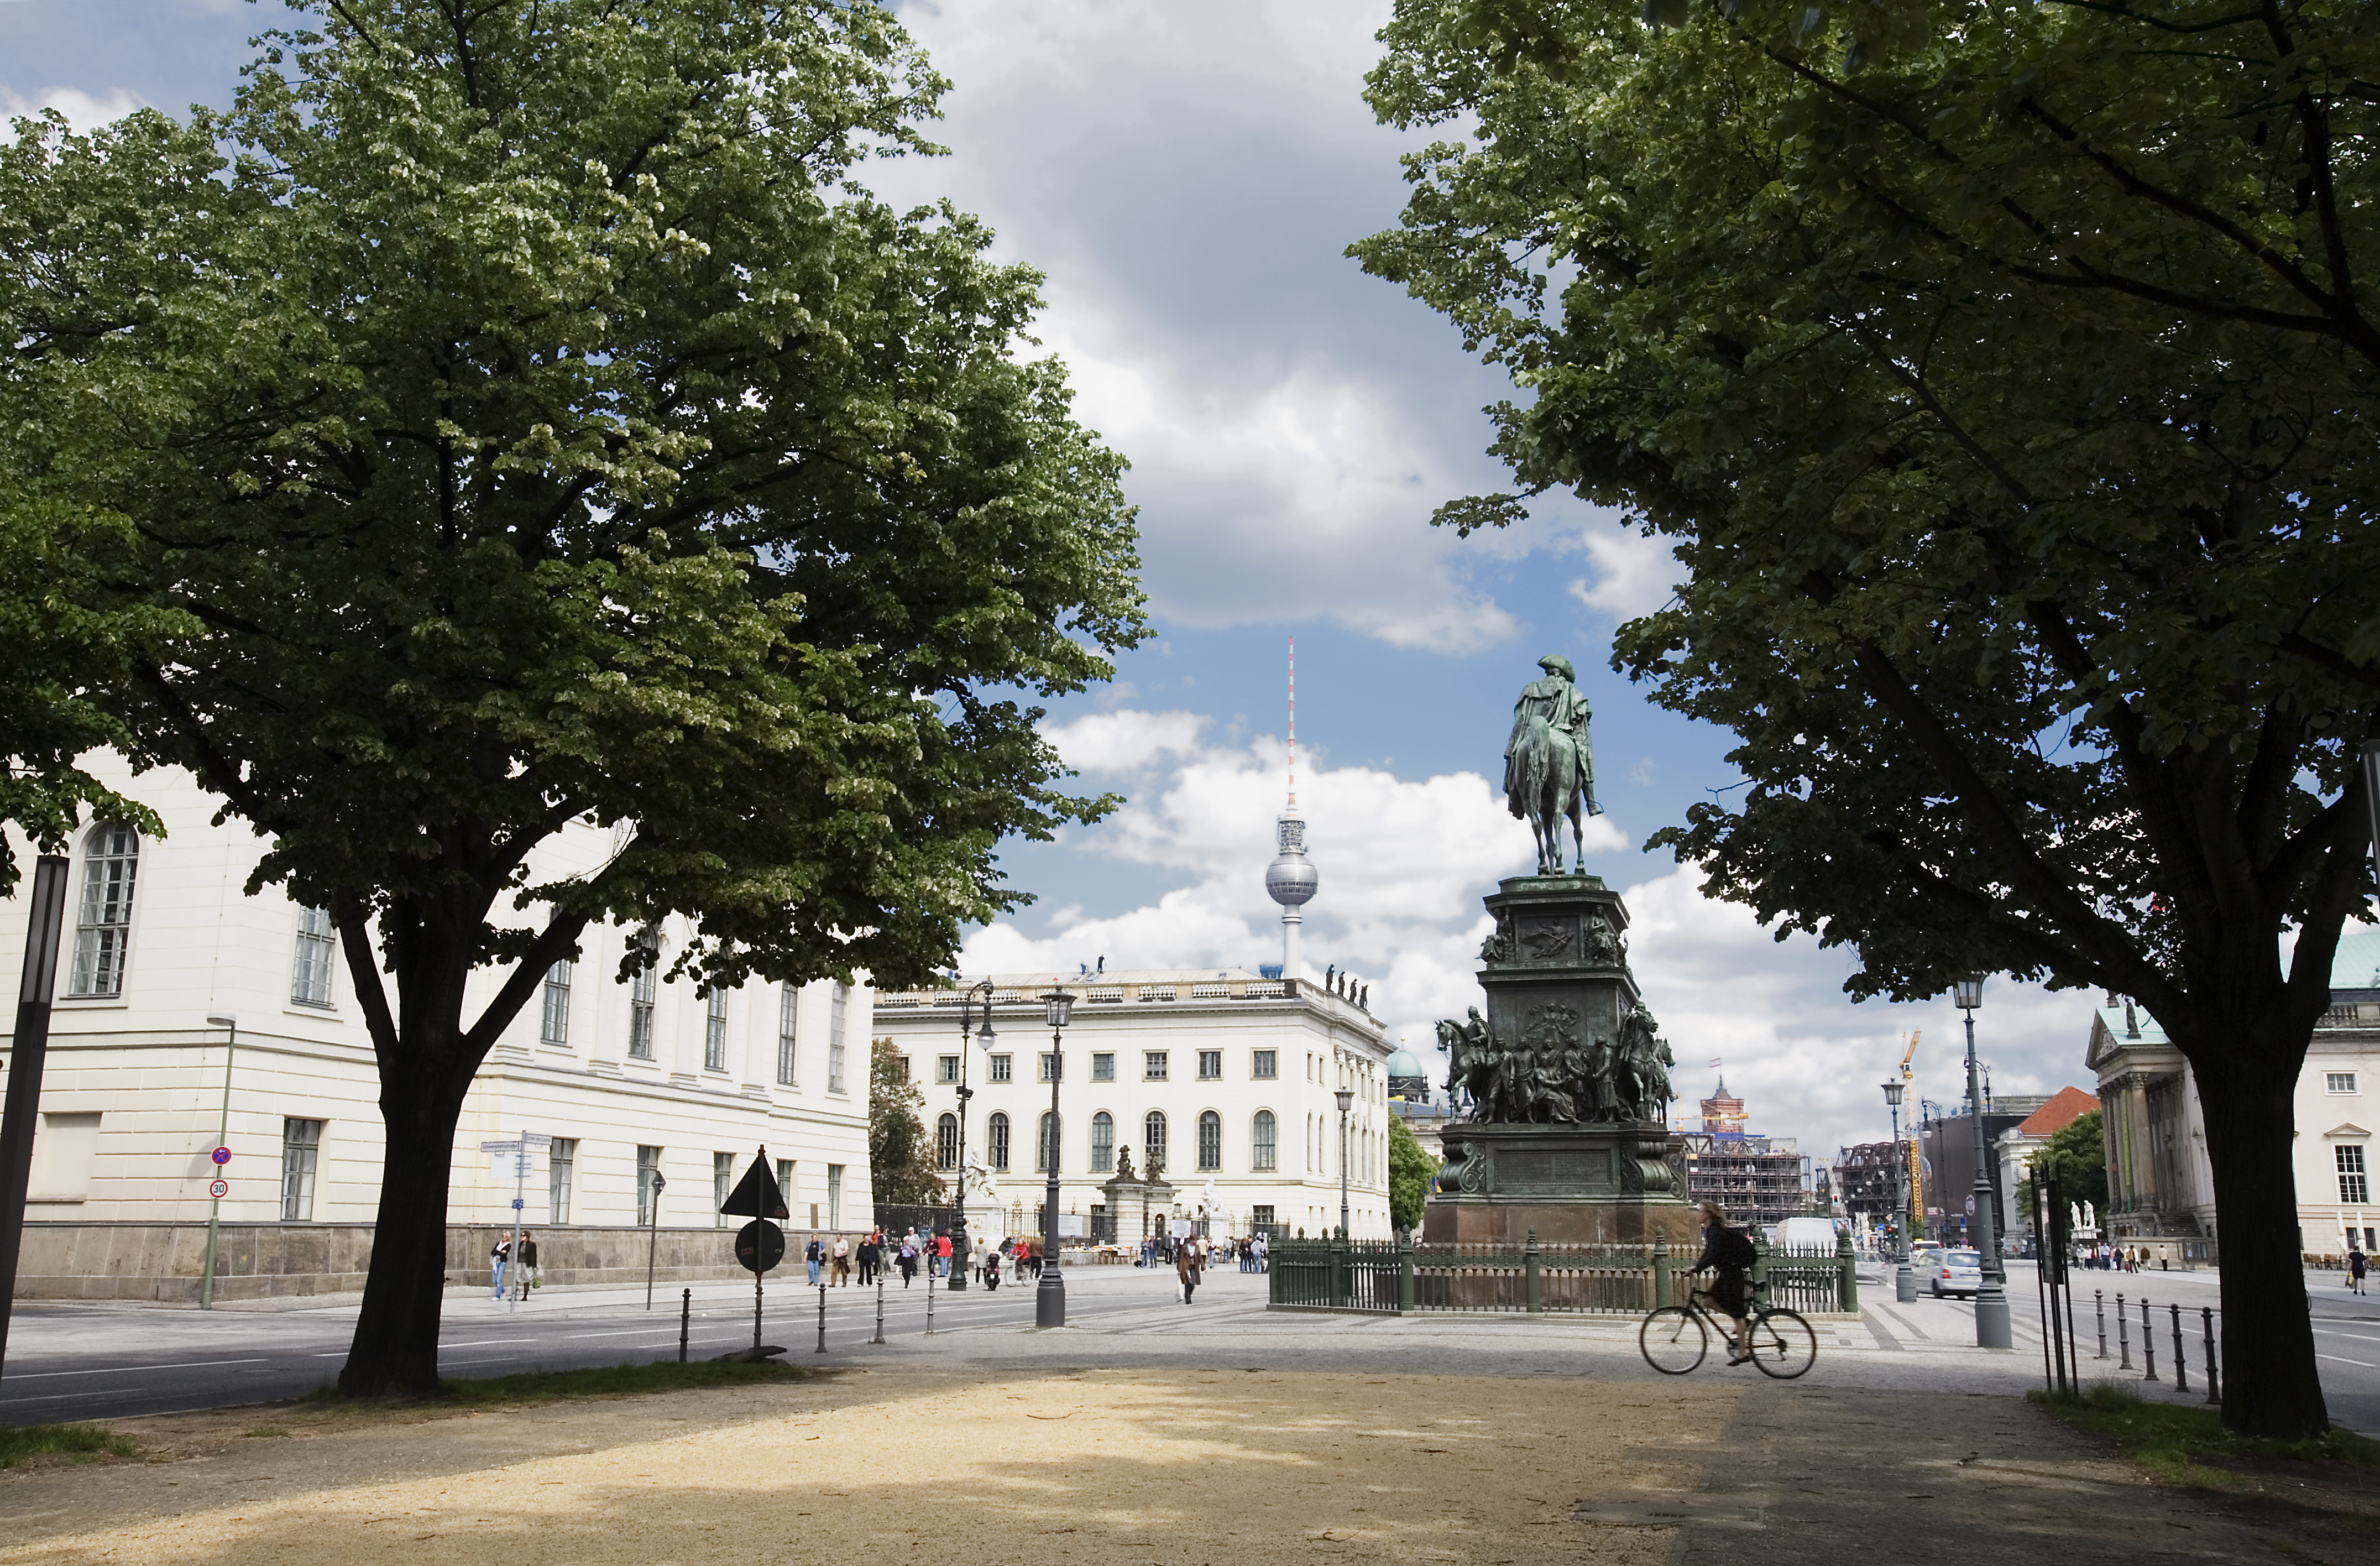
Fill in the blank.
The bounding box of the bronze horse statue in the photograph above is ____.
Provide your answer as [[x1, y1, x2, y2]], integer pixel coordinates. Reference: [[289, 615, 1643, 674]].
[[1503, 654, 1597, 875]]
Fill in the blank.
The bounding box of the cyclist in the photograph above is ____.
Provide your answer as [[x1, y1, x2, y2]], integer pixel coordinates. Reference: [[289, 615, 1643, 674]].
[[1691, 1201, 1756, 1364]]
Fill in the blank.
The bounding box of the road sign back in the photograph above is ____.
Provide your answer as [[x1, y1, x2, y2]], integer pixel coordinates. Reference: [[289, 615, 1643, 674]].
[[735, 1219, 785, 1275]]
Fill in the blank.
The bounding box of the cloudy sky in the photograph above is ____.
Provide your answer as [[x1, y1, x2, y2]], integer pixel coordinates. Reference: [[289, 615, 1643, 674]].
[[1, 0, 2109, 1161]]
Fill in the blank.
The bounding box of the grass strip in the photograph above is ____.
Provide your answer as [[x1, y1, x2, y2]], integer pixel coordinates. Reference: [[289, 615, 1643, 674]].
[[302, 1356, 807, 1410], [2029, 1381, 2380, 1482], [0, 1423, 140, 1469]]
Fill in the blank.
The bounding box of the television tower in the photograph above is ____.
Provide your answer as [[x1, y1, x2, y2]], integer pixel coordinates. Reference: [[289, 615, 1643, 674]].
[[1264, 637, 1317, 980]]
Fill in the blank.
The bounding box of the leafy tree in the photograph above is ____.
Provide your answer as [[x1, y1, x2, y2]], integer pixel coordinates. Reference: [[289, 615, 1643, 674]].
[[2017, 1109, 2108, 1224], [0, 503, 181, 891], [1388, 1116, 1438, 1232], [0, 0, 1142, 1395], [870, 1037, 945, 1208], [1356, 0, 2374, 1436]]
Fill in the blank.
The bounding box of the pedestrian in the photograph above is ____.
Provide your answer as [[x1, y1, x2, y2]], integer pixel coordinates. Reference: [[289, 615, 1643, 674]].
[[805, 1235, 824, 1286], [857, 1228, 881, 1287], [936, 1230, 954, 1278], [2349, 1245, 2368, 1296], [489, 1234, 511, 1300], [519, 1231, 540, 1293], [1254, 1233, 1268, 1273], [898, 1235, 918, 1287], [1176, 1231, 1203, 1304], [831, 1233, 851, 1285]]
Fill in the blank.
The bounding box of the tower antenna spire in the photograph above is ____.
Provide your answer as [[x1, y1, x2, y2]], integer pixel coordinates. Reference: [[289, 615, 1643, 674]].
[[1264, 636, 1317, 983], [1287, 635, 1298, 810]]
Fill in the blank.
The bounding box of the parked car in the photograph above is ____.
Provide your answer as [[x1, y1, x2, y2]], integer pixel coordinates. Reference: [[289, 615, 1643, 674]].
[[1931, 1247, 1983, 1298]]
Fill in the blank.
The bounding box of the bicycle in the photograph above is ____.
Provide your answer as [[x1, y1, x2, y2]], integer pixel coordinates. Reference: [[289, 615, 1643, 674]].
[[1639, 1281, 1817, 1379]]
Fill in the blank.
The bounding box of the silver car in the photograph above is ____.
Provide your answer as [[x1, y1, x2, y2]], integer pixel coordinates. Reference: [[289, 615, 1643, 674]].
[[1931, 1247, 1983, 1298]]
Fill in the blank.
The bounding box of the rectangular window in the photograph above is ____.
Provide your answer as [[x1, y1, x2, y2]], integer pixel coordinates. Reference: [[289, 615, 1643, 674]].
[[704, 987, 729, 1072], [540, 960, 572, 1046], [1252, 1050, 1277, 1080], [990, 1114, 1011, 1172], [68, 825, 139, 999], [989, 1053, 1013, 1083], [776, 1157, 794, 1209], [1144, 1050, 1169, 1081], [1091, 1113, 1115, 1173], [895, 1055, 912, 1083], [291, 905, 337, 1007], [1252, 1111, 1277, 1171], [1252, 1204, 1275, 1231], [280, 1118, 322, 1222], [827, 1164, 844, 1231], [828, 982, 849, 1091], [548, 1137, 576, 1225], [714, 1151, 735, 1226], [937, 1055, 961, 1084], [1198, 1050, 1222, 1080], [777, 984, 798, 1085], [628, 954, 657, 1060], [2340, 1145, 2370, 1205], [1091, 1052, 1115, 1082], [2329, 1072, 2360, 1094], [28, 1111, 100, 1202], [636, 1145, 662, 1226]]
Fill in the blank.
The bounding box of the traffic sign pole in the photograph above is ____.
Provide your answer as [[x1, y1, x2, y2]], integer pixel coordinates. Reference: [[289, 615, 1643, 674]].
[[200, 1013, 239, 1311]]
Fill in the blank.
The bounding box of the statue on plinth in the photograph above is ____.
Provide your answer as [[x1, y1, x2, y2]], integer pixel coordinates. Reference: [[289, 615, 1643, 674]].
[[1503, 654, 1600, 875]]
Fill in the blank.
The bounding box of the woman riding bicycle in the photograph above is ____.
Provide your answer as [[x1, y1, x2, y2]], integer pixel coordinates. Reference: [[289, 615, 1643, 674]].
[[1691, 1200, 1756, 1364]]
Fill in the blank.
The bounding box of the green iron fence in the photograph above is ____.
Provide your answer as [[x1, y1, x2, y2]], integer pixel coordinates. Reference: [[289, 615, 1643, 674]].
[[1269, 1228, 1859, 1317]]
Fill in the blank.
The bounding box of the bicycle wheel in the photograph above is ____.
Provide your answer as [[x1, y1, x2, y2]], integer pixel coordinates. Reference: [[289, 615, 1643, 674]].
[[1639, 1306, 1708, 1375], [1746, 1307, 1816, 1379]]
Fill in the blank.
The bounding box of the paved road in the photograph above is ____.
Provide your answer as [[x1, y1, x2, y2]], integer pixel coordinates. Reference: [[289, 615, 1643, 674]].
[[7, 1258, 2377, 1432], [0, 1264, 1191, 1426]]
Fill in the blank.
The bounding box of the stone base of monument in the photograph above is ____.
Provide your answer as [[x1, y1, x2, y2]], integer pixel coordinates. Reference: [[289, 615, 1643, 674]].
[[1421, 1121, 1698, 1247]]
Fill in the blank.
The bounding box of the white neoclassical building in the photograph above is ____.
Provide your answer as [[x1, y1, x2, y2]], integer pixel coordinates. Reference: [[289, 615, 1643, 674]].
[[1, 758, 876, 1297], [874, 967, 1394, 1241]]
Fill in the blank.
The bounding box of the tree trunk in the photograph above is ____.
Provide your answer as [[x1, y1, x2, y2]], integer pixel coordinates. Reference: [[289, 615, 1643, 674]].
[[337, 1062, 472, 1397], [2195, 1036, 2329, 1438]]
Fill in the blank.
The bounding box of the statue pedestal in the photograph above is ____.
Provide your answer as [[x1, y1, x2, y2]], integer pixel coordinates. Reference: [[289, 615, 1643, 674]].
[[1421, 1121, 1694, 1245], [1426, 874, 1693, 1246]]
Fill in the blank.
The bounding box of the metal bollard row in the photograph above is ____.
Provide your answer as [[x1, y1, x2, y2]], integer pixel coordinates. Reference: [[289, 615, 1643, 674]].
[[2094, 1290, 2107, 1360], [2202, 1306, 2220, 1404], [2170, 1302, 2188, 1393], [872, 1277, 887, 1345], [2116, 1292, 2131, 1369], [679, 1287, 691, 1363], [2141, 1297, 2157, 1382]]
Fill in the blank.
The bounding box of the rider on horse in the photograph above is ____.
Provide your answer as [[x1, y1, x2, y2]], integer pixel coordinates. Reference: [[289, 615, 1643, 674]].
[[1504, 654, 1601, 874]]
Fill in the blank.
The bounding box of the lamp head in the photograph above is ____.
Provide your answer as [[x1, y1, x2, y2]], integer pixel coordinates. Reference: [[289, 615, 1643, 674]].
[[1952, 973, 1985, 1011], [1881, 1080, 1904, 1108], [1042, 986, 1074, 1029], [975, 1014, 997, 1049], [206, 1012, 237, 1029], [1335, 1087, 1354, 1115]]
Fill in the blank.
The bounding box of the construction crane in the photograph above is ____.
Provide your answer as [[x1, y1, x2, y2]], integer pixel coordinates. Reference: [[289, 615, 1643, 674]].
[[1899, 1031, 1923, 1231]]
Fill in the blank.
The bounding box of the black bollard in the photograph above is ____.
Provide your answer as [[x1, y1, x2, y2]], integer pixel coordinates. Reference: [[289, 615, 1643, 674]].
[[2116, 1293, 2131, 1369], [2202, 1307, 2220, 1404], [925, 1269, 936, 1337], [815, 1283, 828, 1354], [872, 1277, 886, 1345], [2141, 1298, 2157, 1382], [2094, 1290, 2107, 1360], [679, 1287, 691, 1363], [2170, 1303, 2188, 1393]]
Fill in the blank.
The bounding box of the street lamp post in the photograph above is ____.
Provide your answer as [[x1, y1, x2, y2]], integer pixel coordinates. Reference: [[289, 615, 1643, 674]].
[[1882, 1080, 1915, 1303], [1335, 1085, 1353, 1239], [949, 979, 995, 1292], [1955, 975, 2013, 1349], [1035, 985, 1073, 1328], [200, 1012, 238, 1311]]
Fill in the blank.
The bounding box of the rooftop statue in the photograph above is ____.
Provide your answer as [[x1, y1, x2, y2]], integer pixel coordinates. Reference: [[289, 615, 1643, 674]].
[[1504, 654, 1600, 875]]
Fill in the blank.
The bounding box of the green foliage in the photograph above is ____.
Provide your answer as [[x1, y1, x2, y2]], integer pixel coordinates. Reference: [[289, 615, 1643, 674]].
[[2031, 1382, 2380, 1474], [2020, 1108, 2108, 1217], [0, 1423, 138, 1468], [1388, 1115, 1438, 1231], [870, 1035, 944, 1207]]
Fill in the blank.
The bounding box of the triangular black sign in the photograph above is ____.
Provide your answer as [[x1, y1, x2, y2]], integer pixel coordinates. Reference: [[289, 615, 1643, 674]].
[[719, 1146, 789, 1219]]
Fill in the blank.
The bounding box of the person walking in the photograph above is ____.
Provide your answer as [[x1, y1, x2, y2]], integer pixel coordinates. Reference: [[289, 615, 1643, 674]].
[[897, 1235, 919, 1287], [489, 1234, 511, 1300], [1176, 1232, 1204, 1304], [831, 1234, 851, 1286], [518, 1232, 540, 1296], [2349, 1244, 2368, 1296], [935, 1230, 954, 1278], [857, 1228, 881, 1287], [804, 1235, 824, 1286]]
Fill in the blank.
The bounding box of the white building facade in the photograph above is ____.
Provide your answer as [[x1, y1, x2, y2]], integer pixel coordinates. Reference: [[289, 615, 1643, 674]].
[[873, 968, 1395, 1241], [2, 759, 876, 1293], [2086, 930, 2380, 1265]]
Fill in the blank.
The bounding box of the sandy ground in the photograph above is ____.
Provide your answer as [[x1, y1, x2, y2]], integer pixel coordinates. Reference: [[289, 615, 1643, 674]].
[[0, 1369, 1742, 1566]]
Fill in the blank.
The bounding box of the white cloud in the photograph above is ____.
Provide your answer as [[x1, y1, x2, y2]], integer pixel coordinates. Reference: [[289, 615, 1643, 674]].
[[977, 706, 2104, 1170], [1569, 523, 1681, 622], [1, 86, 147, 130]]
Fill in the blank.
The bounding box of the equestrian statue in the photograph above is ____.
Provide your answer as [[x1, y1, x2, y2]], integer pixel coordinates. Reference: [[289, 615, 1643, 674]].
[[1503, 654, 1600, 875]]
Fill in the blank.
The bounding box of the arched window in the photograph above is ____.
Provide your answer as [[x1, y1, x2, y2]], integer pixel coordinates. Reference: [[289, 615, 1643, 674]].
[[1037, 1111, 1061, 1173], [1197, 1110, 1222, 1172], [935, 1112, 959, 1170], [1252, 1110, 1277, 1172], [68, 823, 140, 998], [988, 1111, 1011, 1172], [1091, 1111, 1115, 1172], [1144, 1111, 1168, 1173]]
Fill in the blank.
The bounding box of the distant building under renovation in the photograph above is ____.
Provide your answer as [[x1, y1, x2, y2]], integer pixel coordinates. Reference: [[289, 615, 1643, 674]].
[[1678, 1077, 1810, 1233]]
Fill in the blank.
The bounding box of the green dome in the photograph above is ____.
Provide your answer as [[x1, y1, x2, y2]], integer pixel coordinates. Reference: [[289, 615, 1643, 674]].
[[1385, 1047, 1425, 1079]]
